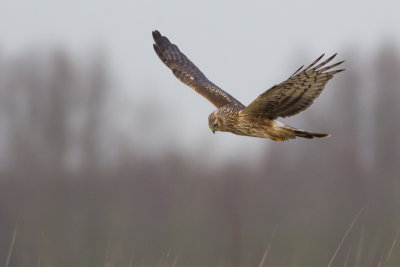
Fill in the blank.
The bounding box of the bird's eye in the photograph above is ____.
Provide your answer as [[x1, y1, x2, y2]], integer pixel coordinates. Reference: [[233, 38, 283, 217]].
[[213, 122, 218, 128]]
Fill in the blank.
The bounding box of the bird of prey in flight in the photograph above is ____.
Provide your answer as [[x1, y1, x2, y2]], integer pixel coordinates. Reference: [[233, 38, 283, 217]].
[[152, 30, 344, 141]]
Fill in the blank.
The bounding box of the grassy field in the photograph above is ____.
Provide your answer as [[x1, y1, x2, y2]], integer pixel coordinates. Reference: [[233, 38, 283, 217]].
[[1, 45, 400, 267]]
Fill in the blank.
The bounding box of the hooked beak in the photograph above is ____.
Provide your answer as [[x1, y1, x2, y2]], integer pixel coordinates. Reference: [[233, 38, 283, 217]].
[[211, 127, 215, 134]]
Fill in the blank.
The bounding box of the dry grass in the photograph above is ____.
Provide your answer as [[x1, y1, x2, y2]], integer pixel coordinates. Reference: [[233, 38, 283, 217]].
[[327, 206, 365, 267], [258, 225, 278, 267], [343, 246, 352, 267], [4, 209, 400, 267], [383, 228, 400, 267], [5, 223, 18, 267]]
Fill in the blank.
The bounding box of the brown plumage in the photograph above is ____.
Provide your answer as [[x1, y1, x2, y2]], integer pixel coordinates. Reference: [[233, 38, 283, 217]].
[[152, 30, 345, 141]]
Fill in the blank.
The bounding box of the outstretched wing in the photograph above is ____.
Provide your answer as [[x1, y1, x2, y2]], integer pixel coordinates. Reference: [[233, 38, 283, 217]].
[[152, 30, 243, 108], [241, 54, 345, 119]]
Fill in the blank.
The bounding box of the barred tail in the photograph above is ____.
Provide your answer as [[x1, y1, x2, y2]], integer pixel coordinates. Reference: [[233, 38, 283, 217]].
[[271, 122, 330, 141], [293, 129, 330, 139]]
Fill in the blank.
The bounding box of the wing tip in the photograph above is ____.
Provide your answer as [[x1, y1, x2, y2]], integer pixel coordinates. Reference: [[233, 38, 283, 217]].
[[327, 53, 338, 60], [290, 64, 304, 78], [152, 30, 161, 39], [152, 30, 162, 45], [304, 53, 325, 71]]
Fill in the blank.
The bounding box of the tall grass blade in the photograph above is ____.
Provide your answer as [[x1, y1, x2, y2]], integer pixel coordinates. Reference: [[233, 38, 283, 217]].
[[327, 206, 365, 267], [383, 227, 400, 267], [343, 246, 352, 267], [5, 223, 18, 267], [258, 225, 278, 267]]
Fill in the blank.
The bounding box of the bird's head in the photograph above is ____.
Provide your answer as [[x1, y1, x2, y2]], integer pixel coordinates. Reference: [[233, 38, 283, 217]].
[[208, 111, 223, 134]]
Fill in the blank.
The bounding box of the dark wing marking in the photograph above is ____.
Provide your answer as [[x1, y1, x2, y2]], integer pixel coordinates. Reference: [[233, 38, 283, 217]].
[[152, 30, 244, 108], [241, 54, 345, 119]]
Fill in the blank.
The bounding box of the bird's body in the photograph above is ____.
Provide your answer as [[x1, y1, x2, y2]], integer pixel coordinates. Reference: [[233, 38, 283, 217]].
[[152, 30, 345, 141], [208, 108, 326, 141]]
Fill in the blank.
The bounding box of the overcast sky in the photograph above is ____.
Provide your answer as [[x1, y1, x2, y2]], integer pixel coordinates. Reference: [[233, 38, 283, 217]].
[[0, 0, 399, 161]]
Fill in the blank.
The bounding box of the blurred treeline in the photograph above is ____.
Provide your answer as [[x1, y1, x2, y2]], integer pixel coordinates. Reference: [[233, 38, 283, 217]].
[[0, 46, 399, 267]]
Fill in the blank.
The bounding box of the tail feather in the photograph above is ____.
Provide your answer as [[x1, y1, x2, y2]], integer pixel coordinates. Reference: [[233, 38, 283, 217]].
[[293, 129, 330, 139], [272, 122, 330, 141]]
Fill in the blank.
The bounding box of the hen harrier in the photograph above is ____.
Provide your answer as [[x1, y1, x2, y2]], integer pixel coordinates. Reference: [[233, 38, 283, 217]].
[[152, 30, 344, 141]]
